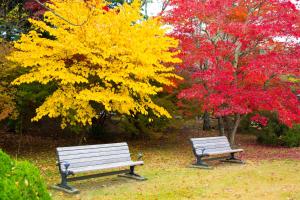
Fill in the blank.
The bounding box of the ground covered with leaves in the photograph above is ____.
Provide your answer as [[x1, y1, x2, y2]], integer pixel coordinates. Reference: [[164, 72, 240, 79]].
[[2, 128, 300, 200]]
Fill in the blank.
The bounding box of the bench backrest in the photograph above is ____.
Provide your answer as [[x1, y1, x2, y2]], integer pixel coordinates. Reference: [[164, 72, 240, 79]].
[[56, 142, 131, 171], [190, 136, 231, 155]]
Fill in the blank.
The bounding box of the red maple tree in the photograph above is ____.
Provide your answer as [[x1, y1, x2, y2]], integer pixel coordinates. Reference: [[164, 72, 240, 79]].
[[24, 0, 49, 17], [165, 0, 300, 144]]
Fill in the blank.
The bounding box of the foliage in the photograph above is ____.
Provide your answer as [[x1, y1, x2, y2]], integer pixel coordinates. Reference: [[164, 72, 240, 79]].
[[120, 113, 170, 137], [0, 0, 49, 41], [171, 71, 203, 119], [88, 91, 179, 139], [24, 0, 48, 17], [282, 125, 300, 147], [257, 129, 282, 146], [0, 150, 51, 200], [0, 150, 14, 177], [165, 0, 300, 144], [129, 91, 182, 134], [0, 1, 28, 41], [251, 114, 268, 127], [9, 0, 182, 128], [0, 41, 55, 135], [256, 114, 300, 147], [106, 0, 131, 7], [0, 41, 19, 121]]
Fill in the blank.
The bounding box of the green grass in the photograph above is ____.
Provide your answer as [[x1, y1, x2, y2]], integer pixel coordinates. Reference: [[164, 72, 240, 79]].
[[10, 130, 299, 200], [3, 123, 300, 199], [50, 160, 300, 200], [46, 142, 300, 200]]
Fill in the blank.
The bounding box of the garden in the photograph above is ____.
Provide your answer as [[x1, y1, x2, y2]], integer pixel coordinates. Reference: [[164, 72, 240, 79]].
[[0, 0, 299, 199]]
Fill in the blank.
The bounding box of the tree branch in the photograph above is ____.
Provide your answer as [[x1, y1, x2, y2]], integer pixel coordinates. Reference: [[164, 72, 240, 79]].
[[33, 0, 92, 26]]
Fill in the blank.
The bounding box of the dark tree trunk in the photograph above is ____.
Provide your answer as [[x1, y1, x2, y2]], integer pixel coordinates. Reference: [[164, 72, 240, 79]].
[[90, 111, 107, 138], [222, 115, 242, 146], [16, 114, 24, 159], [202, 110, 211, 131], [223, 116, 232, 139], [78, 131, 87, 145], [229, 114, 241, 146], [218, 116, 225, 136], [128, 114, 149, 139]]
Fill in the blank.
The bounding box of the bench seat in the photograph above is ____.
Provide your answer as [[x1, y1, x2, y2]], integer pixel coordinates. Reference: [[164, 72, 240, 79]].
[[201, 149, 243, 156], [53, 142, 145, 194], [69, 161, 144, 174], [190, 136, 244, 168]]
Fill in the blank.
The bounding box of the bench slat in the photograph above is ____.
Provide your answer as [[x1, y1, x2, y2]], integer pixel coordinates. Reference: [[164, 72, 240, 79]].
[[56, 142, 145, 176], [191, 136, 227, 142], [193, 141, 230, 148], [62, 157, 132, 169], [57, 142, 128, 152], [57, 146, 129, 157], [195, 145, 232, 151], [192, 138, 229, 145], [194, 144, 231, 150], [192, 138, 228, 142], [191, 136, 243, 156], [60, 154, 131, 165], [196, 147, 232, 155], [204, 149, 243, 156], [59, 149, 130, 160], [69, 161, 144, 173]]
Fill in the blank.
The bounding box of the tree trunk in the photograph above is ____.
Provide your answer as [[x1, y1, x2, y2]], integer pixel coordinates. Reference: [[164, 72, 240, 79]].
[[202, 110, 211, 131], [16, 114, 24, 159], [218, 116, 225, 136], [78, 132, 87, 145], [223, 116, 232, 138], [229, 114, 241, 146]]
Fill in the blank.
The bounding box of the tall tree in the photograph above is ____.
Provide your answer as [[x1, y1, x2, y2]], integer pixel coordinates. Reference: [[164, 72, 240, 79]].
[[24, 0, 48, 17], [8, 0, 181, 128], [166, 0, 300, 144], [0, 41, 18, 121]]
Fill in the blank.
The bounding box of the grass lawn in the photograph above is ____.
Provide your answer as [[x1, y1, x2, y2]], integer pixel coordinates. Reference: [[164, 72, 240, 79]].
[[4, 129, 300, 200], [32, 135, 298, 200], [50, 160, 300, 200]]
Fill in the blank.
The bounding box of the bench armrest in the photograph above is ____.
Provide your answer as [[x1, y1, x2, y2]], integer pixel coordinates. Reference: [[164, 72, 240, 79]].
[[137, 152, 143, 161], [57, 161, 74, 175], [57, 160, 69, 166], [194, 146, 206, 155]]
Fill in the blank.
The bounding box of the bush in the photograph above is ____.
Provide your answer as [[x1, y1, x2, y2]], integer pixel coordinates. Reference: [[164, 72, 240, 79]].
[[0, 150, 14, 176], [256, 118, 288, 146], [281, 125, 300, 147], [0, 150, 51, 200], [257, 120, 300, 147], [257, 131, 280, 146]]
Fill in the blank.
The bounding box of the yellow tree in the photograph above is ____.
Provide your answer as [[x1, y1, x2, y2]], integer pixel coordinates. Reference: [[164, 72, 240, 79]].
[[0, 41, 18, 121], [8, 0, 181, 128]]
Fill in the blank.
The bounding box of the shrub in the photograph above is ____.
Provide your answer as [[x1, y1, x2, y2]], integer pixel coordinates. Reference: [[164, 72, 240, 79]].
[[257, 120, 300, 147], [0, 150, 15, 200], [281, 125, 300, 147], [257, 131, 280, 146], [0, 150, 14, 176], [120, 114, 163, 137], [256, 118, 288, 146], [0, 150, 51, 200]]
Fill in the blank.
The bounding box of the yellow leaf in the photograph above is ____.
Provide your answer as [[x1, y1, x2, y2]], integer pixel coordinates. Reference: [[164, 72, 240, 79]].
[[8, 0, 182, 128]]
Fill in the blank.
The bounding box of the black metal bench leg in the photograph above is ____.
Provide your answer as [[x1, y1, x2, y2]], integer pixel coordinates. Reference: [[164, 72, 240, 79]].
[[191, 156, 212, 169], [52, 172, 79, 194], [221, 153, 245, 164], [118, 166, 146, 181], [129, 166, 136, 175]]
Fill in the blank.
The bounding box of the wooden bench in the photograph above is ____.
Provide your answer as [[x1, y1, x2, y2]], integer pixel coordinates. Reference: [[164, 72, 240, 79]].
[[52, 142, 145, 194], [190, 136, 244, 169]]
